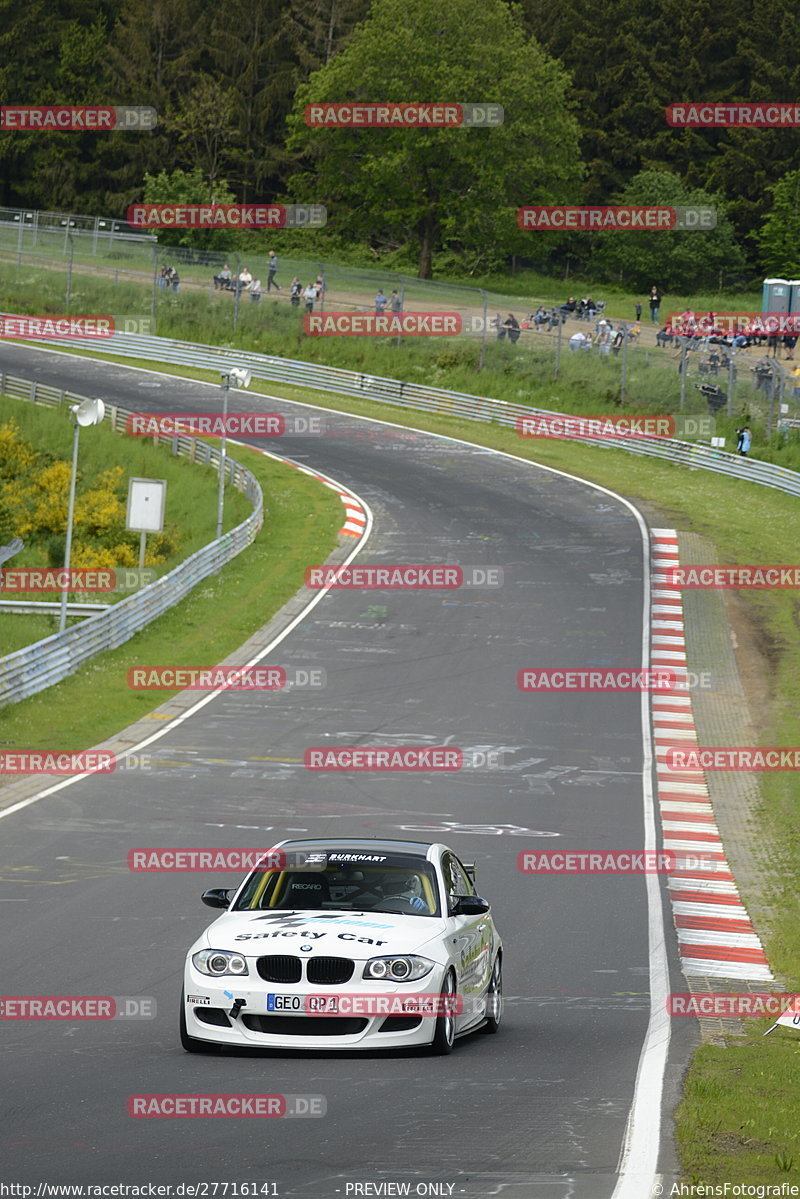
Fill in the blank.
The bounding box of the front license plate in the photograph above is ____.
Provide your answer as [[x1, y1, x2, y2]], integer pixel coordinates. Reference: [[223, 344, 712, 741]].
[[266, 993, 304, 1012], [265, 994, 340, 1012]]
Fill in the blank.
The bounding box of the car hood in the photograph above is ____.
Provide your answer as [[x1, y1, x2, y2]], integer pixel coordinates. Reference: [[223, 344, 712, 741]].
[[200, 909, 448, 957]]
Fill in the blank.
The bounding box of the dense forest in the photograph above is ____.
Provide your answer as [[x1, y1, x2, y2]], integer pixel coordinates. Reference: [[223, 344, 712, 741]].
[[0, 0, 798, 284]]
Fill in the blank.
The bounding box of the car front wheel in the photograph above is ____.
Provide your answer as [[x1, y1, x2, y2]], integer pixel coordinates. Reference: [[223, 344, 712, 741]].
[[430, 969, 457, 1055], [481, 953, 502, 1034]]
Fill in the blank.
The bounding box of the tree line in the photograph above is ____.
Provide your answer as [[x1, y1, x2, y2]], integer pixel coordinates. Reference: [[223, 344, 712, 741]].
[[0, 0, 797, 285]]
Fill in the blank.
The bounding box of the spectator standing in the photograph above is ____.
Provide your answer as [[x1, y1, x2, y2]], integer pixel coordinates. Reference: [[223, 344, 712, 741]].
[[290, 276, 302, 307], [635, 300, 642, 320], [159, 264, 169, 291], [649, 286, 662, 324], [267, 251, 280, 291], [303, 283, 317, 313], [375, 289, 388, 313], [736, 425, 752, 455], [170, 267, 180, 294], [491, 312, 505, 340], [389, 290, 402, 313], [248, 277, 262, 302]]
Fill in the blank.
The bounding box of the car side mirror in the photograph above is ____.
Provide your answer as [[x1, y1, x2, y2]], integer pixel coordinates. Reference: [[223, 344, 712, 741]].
[[450, 894, 490, 916], [201, 888, 232, 909]]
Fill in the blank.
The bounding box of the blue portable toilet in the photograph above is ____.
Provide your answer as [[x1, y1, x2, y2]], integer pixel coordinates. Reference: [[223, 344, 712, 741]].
[[762, 278, 791, 313]]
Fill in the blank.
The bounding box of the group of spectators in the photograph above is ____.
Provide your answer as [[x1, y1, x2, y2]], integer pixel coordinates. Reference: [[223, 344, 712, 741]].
[[656, 314, 797, 361], [211, 256, 327, 312], [374, 289, 403, 313], [158, 264, 180, 293], [568, 319, 641, 355]]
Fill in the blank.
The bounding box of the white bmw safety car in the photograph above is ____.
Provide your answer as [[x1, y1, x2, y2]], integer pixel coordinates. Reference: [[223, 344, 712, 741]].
[[180, 837, 502, 1054]]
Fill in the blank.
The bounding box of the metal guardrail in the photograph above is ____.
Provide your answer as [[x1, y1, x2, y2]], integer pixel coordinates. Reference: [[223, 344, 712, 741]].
[[37, 328, 800, 499], [0, 371, 264, 707]]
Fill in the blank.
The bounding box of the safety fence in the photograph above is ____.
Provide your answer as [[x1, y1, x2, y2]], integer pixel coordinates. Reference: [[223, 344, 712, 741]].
[[33, 329, 800, 495], [0, 370, 263, 707]]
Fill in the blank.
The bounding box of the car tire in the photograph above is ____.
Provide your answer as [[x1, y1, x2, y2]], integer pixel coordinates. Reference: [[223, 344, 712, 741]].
[[481, 953, 502, 1034], [179, 991, 216, 1054], [430, 969, 457, 1055]]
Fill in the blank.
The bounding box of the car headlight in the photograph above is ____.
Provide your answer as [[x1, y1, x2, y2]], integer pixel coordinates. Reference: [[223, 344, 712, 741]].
[[363, 955, 434, 982], [192, 949, 249, 977]]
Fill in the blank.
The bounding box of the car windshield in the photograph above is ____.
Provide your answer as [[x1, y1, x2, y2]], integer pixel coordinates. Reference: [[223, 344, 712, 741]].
[[232, 852, 441, 917]]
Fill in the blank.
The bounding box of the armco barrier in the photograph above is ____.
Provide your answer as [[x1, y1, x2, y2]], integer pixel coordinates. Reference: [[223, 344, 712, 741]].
[[0, 371, 263, 707], [35, 329, 800, 498]]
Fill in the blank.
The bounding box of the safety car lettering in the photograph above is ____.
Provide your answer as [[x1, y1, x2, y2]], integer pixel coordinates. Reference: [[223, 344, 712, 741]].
[[234, 930, 327, 941], [337, 933, 388, 945]]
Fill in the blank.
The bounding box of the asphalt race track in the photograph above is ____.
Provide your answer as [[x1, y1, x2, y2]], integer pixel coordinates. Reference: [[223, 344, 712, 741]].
[[0, 344, 690, 1198]]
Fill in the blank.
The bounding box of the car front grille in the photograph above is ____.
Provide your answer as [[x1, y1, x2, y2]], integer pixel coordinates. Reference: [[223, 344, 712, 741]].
[[256, 955, 303, 983], [306, 956, 355, 985]]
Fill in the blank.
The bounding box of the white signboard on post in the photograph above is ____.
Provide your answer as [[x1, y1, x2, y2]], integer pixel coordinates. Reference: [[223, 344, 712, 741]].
[[126, 478, 166, 533]]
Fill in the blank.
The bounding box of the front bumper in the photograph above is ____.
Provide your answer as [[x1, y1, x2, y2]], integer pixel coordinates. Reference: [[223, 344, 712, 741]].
[[183, 970, 450, 1051]]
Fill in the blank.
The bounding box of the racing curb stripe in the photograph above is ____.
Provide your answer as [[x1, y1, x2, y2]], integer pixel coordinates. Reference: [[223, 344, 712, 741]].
[[650, 528, 773, 982], [283, 466, 367, 537]]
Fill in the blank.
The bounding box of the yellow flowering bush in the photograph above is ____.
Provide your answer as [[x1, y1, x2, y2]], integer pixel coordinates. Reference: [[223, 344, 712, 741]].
[[0, 420, 181, 569]]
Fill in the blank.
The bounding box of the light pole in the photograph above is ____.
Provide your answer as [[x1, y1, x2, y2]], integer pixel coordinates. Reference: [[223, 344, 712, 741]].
[[216, 367, 252, 541], [59, 398, 105, 634]]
